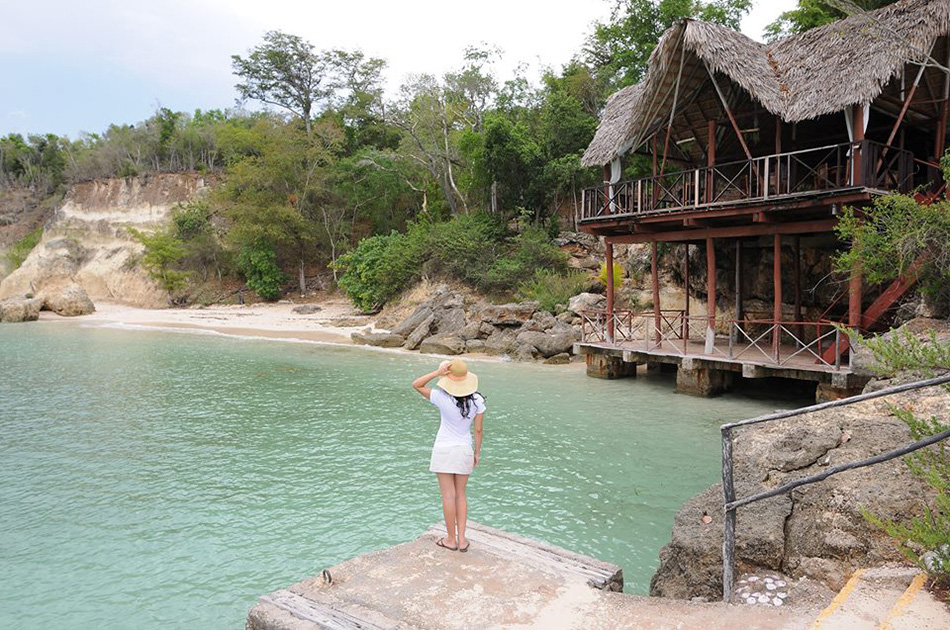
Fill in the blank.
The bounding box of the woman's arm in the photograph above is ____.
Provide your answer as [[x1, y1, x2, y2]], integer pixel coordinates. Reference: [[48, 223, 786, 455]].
[[411, 362, 450, 400], [472, 413, 484, 466]]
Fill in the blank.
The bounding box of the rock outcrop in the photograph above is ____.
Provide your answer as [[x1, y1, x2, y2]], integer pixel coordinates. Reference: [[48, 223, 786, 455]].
[[41, 282, 95, 317], [0, 174, 211, 308], [0, 296, 43, 322], [354, 285, 585, 362], [649, 384, 946, 600]]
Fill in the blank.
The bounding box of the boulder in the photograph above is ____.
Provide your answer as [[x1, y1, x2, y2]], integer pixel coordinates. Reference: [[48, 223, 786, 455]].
[[457, 320, 482, 341], [515, 330, 576, 358], [465, 339, 486, 353], [649, 385, 945, 600], [521, 319, 543, 332], [479, 301, 538, 326], [404, 314, 436, 350], [556, 311, 577, 325], [292, 304, 322, 315], [478, 321, 497, 338], [41, 283, 95, 317], [568, 292, 605, 314], [483, 328, 520, 356], [513, 343, 538, 362], [434, 307, 466, 335], [392, 306, 434, 337], [0, 296, 43, 323], [532, 311, 558, 331], [418, 334, 465, 355], [544, 353, 571, 365], [351, 331, 405, 348]]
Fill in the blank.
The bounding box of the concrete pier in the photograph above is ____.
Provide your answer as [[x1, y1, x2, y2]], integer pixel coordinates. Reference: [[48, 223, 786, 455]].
[[247, 522, 814, 630]]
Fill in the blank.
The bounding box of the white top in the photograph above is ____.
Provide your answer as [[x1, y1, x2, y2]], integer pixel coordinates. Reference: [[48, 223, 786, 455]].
[[429, 388, 485, 448]]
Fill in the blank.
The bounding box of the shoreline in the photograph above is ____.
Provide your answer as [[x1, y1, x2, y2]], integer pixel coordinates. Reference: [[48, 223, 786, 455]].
[[38, 300, 555, 367]]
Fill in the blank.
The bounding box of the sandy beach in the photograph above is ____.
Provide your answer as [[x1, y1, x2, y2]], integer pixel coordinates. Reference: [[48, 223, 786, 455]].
[[39, 298, 376, 345]]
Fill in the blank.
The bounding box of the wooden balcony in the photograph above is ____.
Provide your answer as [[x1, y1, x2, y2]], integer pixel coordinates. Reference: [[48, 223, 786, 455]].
[[581, 140, 915, 225]]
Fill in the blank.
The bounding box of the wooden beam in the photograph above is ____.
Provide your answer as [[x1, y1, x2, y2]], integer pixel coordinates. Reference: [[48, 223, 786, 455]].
[[773, 234, 782, 356], [652, 242, 661, 343], [606, 242, 615, 342], [706, 237, 716, 352], [883, 63, 926, 153], [705, 63, 752, 160], [609, 219, 839, 244]]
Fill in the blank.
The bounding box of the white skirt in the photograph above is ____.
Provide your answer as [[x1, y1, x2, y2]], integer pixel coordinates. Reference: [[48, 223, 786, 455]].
[[429, 444, 474, 475]]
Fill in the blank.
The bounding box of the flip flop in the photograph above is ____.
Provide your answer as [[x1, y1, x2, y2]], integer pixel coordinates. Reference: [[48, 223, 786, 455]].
[[459, 542, 470, 552], [436, 537, 458, 551]]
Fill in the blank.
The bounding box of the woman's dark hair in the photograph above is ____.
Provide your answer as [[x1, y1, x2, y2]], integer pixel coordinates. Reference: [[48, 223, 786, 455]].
[[452, 391, 484, 419]]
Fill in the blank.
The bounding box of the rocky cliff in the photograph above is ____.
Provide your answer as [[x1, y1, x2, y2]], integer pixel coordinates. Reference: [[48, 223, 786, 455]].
[[0, 174, 211, 307], [649, 383, 946, 601]]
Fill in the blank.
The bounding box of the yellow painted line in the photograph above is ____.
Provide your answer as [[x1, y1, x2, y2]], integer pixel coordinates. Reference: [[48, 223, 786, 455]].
[[810, 568, 867, 629], [879, 573, 927, 630]]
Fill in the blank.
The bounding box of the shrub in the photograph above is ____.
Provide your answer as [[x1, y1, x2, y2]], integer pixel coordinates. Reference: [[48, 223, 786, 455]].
[[484, 226, 567, 292], [855, 327, 950, 586], [335, 229, 426, 312], [427, 213, 506, 285], [598, 261, 625, 290], [128, 227, 191, 294], [5, 227, 43, 270], [238, 244, 284, 301], [518, 269, 589, 312]]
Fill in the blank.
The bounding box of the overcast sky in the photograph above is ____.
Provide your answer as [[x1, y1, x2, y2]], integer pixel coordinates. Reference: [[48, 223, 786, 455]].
[[0, 0, 796, 138]]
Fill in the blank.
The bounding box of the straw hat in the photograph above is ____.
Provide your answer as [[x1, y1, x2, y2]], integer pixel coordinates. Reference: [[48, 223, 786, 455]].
[[437, 359, 478, 397]]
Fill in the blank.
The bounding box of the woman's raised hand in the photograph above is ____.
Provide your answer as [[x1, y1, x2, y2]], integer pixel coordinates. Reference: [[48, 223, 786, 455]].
[[437, 360, 452, 376]]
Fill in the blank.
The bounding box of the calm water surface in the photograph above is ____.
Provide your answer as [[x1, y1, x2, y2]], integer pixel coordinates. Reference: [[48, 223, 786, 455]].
[[0, 323, 801, 629]]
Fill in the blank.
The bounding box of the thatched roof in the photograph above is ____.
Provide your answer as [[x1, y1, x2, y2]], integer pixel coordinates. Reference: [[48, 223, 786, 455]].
[[583, 0, 950, 167]]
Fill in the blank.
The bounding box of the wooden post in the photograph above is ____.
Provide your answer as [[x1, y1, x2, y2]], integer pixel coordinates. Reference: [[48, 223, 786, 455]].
[[606, 241, 615, 343], [705, 237, 716, 353], [652, 242, 661, 344], [707, 121, 716, 203], [684, 243, 691, 319], [774, 119, 782, 195], [603, 165, 612, 215], [852, 105, 865, 186], [773, 234, 782, 358], [794, 236, 803, 342], [849, 266, 862, 329], [734, 241, 742, 319]]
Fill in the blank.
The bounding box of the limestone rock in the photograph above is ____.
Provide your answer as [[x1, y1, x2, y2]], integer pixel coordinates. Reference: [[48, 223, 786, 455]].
[[419, 334, 465, 355], [516, 330, 576, 358], [484, 328, 519, 356], [649, 385, 944, 600], [479, 301, 538, 326], [292, 304, 322, 314], [465, 339, 486, 353], [404, 314, 435, 350], [568, 292, 606, 314], [0, 296, 43, 322], [351, 331, 405, 348], [42, 282, 95, 317], [532, 311, 558, 331], [392, 305, 434, 337], [544, 353, 571, 365], [478, 321, 497, 338], [435, 307, 466, 335], [458, 320, 482, 341]]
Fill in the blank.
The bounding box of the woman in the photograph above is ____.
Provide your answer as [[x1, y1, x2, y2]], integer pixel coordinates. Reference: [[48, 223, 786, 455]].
[[412, 359, 485, 552]]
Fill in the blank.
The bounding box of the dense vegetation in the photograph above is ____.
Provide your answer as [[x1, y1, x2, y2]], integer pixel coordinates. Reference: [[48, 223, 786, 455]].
[[1, 0, 751, 308]]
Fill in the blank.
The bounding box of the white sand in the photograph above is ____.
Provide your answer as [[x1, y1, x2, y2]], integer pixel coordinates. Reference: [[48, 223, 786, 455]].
[[39, 298, 378, 345]]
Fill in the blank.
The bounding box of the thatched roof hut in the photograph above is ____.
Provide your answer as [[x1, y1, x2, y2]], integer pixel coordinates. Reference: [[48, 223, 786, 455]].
[[583, 0, 950, 167]]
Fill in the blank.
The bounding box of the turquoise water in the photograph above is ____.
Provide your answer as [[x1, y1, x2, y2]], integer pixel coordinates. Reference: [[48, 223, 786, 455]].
[[0, 324, 798, 629]]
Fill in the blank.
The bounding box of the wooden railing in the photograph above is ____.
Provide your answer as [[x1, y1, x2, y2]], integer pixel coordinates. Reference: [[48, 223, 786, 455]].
[[719, 374, 950, 601], [581, 310, 849, 370], [581, 140, 915, 221]]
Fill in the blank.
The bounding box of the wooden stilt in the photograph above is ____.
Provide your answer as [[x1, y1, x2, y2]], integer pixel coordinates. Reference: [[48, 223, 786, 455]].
[[684, 243, 691, 319], [652, 243, 661, 343], [794, 236, 803, 342], [733, 240, 742, 349], [852, 105, 865, 186], [706, 121, 716, 203], [706, 237, 716, 353], [773, 234, 782, 358], [606, 241, 615, 343]]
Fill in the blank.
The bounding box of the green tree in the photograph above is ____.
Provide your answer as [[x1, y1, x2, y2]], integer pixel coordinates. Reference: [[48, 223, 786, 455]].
[[232, 31, 333, 135], [764, 0, 897, 41], [585, 0, 752, 90]]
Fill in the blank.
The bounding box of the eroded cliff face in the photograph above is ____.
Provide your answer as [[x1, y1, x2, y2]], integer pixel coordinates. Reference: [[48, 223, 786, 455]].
[[0, 174, 211, 307]]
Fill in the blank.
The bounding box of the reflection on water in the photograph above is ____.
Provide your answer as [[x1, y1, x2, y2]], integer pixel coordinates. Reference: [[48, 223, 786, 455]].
[[0, 324, 801, 629]]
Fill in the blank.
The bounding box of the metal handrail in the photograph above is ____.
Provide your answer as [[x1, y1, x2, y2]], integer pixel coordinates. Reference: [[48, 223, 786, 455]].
[[720, 373, 950, 602]]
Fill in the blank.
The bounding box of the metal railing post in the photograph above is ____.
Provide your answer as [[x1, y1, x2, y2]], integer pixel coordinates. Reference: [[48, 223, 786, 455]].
[[722, 426, 736, 602], [835, 328, 842, 370]]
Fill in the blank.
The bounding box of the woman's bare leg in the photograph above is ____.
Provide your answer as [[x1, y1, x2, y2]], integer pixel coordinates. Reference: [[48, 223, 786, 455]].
[[436, 473, 458, 547], [454, 474, 470, 549]]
